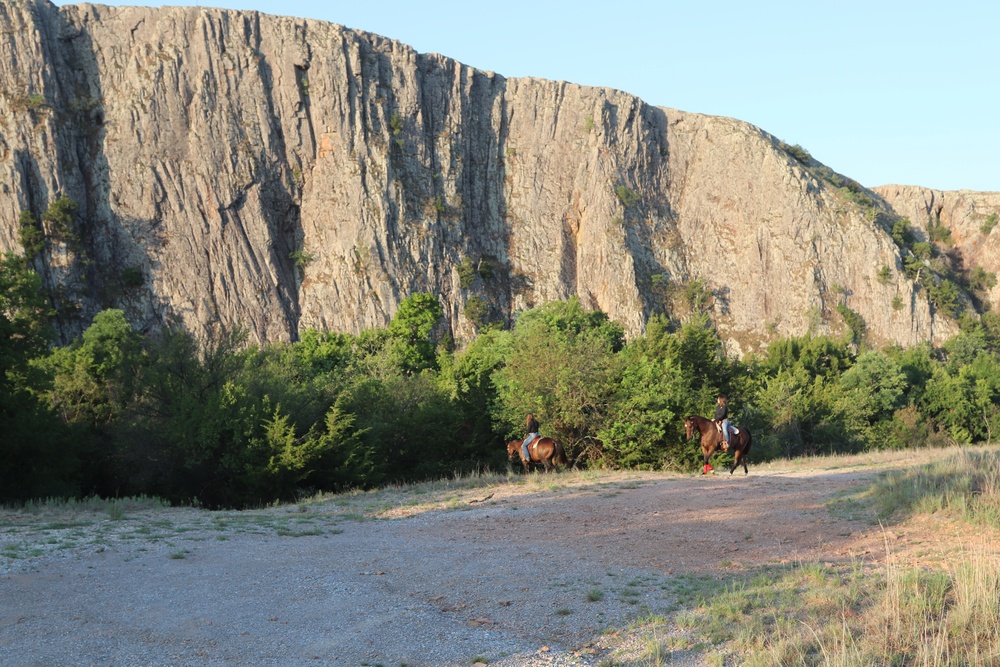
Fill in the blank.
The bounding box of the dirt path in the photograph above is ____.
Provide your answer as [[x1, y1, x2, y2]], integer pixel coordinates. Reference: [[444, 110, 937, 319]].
[[0, 464, 918, 667]]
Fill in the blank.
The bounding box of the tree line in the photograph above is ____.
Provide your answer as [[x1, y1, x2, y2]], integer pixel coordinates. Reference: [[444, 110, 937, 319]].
[[3, 252, 1000, 507]]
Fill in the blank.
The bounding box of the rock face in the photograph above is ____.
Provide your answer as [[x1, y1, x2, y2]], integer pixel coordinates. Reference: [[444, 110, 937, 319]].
[[874, 186, 1000, 316], [0, 1, 977, 350]]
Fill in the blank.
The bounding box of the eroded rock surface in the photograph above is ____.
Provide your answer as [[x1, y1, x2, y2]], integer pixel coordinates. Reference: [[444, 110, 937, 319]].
[[3, 0, 984, 349]]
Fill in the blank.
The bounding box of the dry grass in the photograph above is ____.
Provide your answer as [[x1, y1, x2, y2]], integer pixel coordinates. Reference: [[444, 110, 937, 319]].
[[618, 445, 1000, 666]]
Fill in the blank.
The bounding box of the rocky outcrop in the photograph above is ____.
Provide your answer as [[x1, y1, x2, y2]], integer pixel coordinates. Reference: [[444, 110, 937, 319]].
[[0, 1, 966, 350], [874, 186, 1000, 315]]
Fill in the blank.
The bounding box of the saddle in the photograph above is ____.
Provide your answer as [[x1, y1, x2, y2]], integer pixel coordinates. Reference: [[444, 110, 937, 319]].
[[715, 421, 740, 436]]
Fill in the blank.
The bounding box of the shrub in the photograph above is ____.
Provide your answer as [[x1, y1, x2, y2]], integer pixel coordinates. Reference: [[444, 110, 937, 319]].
[[477, 257, 494, 281], [967, 265, 998, 294], [43, 195, 77, 240], [289, 249, 314, 268], [615, 185, 641, 208], [18, 210, 44, 257], [912, 241, 934, 260], [464, 295, 489, 329], [927, 216, 953, 245], [457, 257, 476, 289], [837, 303, 866, 345], [926, 279, 961, 318], [980, 213, 998, 235], [877, 265, 892, 285], [781, 142, 812, 163], [121, 267, 144, 288], [892, 218, 915, 247]]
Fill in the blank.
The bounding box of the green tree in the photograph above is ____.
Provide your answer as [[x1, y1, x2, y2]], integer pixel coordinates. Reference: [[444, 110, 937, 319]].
[[836, 351, 907, 448], [493, 298, 624, 461], [753, 334, 856, 457], [386, 293, 443, 373], [41, 309, 142, 426], [343, 370, 465, 484], [598, 339, 685, 468], [18, 210, 44, 257], [0, 253, 77, 501], [439, 327, 513, 467], [42, 195, 77, 240]]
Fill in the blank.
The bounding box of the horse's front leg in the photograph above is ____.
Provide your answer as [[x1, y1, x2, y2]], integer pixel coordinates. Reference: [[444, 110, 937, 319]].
[[702, 445, 716, 474]]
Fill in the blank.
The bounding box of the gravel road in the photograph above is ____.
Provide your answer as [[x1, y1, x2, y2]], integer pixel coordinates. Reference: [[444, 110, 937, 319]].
[[1, 467, 888, 667]]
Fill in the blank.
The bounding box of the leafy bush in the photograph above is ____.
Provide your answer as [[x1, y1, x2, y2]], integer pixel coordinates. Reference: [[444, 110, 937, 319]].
[[43, 195, 78, 240], [966, 265, 997, 294], [289, 250, 314, 268], [836, 303, 866, 345], [892, 217, 916, 247], [464, 295, 489, 329], [927, 216, 953, 245], [457, 257, 476, 289], [981, 213, 998, 235], [18, 211, 44, 257], [779, 141, 812, 163], [121, 267, 144, 288], [615, 185, 641, 208]]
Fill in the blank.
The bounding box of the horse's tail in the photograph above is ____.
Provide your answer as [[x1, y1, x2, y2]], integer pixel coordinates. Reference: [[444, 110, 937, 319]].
[[555, 441, 569, 466]]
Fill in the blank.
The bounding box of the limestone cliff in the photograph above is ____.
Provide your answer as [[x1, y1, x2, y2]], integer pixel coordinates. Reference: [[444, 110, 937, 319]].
[[0, 0, 968, 350]]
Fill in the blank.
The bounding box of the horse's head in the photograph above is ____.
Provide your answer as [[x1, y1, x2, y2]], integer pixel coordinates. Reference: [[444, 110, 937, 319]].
[[683, 417, 695, 440], [506, 441, 520, 460]]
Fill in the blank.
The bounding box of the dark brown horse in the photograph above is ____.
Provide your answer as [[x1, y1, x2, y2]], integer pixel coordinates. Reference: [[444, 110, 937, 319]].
[[507, 438, 568, 473], [684, 415, 752, 475]]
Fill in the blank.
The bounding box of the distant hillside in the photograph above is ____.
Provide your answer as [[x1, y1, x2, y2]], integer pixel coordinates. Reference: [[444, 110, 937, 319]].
[[4, 0, 996, 350]]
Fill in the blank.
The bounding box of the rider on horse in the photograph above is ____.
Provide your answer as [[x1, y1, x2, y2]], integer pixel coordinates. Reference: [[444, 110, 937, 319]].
[[521, 414, 540, 462], [715, 395, 733, 450]]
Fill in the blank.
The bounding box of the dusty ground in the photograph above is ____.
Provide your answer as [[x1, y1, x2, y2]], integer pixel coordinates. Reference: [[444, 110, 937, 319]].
[[0, 452, 978, 667]]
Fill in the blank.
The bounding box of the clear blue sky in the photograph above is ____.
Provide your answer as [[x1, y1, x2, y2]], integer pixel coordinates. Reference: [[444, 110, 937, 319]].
[[56, 1, 999, 191]]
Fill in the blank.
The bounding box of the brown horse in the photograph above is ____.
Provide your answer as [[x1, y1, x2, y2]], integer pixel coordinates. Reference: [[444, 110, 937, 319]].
[[507, 437, 568, 473], [684, 415, 752, 475]]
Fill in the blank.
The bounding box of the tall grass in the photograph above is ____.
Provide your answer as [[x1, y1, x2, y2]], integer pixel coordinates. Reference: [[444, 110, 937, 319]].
[[636, 446, 1000, 666], [858, 446, 1000, 526], [8, 495, 170, 517], [659, 542, 1000, 666]]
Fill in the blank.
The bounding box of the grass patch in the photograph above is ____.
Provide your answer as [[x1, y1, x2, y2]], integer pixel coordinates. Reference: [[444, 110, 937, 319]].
[[832, 446, 1000, 526], [275, 527, 325, 537], [622, 446, 1000, 665], [662, 548, 1000, 665]]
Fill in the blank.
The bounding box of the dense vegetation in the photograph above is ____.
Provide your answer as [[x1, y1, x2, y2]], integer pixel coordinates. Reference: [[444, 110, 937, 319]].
[[4, 252, 1000, 507]]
